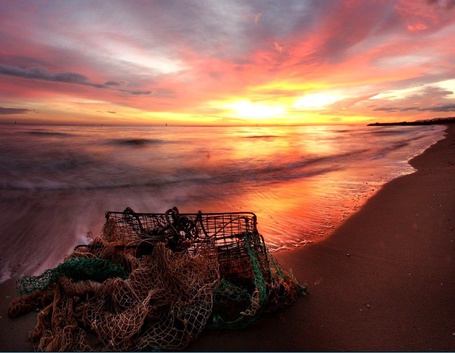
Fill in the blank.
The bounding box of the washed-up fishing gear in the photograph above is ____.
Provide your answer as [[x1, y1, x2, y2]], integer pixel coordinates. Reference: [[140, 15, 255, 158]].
[[8, 207, 307, 351]]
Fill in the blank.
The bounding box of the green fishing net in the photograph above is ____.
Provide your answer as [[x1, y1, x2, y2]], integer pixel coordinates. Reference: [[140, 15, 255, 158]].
[[16, 258, 128, 296]]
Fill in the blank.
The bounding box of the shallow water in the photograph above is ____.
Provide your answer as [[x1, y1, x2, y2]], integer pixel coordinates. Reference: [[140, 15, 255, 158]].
[[0, 123, 446, 283]]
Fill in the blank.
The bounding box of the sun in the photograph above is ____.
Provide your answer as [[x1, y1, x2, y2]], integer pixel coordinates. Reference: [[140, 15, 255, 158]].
[[227, 100, 286, 120]]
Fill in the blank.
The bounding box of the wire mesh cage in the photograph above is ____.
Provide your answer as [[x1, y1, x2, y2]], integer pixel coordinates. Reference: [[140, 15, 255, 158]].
[[103, 207, 272, 291]]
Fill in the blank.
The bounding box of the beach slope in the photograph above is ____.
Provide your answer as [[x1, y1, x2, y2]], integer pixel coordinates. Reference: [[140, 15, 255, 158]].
[[1, 125, 454, 351]]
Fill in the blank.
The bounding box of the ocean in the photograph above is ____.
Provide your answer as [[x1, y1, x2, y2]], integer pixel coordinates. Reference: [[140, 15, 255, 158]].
[[0, 123, 446, 283]]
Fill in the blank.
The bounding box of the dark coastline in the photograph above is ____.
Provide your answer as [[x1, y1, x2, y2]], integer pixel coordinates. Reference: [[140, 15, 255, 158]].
[[368, 116, 455, 126]]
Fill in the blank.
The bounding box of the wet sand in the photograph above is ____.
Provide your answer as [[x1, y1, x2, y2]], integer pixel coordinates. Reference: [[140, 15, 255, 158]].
[[1, 124, 454, 351]]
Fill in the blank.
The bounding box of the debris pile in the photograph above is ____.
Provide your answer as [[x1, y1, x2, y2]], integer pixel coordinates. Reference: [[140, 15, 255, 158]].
[[9, 207, 306, 351]]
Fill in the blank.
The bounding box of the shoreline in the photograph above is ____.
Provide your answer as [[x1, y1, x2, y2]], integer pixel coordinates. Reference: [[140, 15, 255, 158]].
[[1, 125, 454, 351]]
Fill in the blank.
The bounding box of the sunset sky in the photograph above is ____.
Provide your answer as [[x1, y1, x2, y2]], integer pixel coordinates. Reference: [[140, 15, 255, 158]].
[[1, 0, 455, 125]]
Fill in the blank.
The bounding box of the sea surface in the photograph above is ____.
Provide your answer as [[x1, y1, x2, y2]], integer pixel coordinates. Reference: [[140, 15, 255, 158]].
[[0, 123, 446, 283]]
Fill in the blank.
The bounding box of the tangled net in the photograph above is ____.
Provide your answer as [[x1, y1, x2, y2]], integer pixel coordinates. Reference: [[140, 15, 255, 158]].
[[8, 207, 307, 351]]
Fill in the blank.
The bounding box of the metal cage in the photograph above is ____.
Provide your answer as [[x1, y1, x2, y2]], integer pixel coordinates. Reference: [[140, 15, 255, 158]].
[[104, 209, 271, 290]]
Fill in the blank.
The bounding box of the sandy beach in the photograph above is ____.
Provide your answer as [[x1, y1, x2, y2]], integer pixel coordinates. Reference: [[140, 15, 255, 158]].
[[1, 124, 454, 351]]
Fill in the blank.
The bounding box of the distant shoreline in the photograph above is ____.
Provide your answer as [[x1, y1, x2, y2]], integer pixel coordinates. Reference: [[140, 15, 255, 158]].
[[368, 116, 455, 126]]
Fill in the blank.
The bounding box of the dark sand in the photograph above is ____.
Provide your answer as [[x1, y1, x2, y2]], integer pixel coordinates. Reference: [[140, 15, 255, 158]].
[[1, 125, 454, 351]]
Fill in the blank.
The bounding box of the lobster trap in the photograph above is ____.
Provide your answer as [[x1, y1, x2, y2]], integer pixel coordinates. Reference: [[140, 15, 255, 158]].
[[102, 207, 272, 292]]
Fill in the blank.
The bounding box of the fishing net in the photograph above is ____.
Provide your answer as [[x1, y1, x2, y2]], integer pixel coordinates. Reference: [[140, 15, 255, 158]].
[[8, 207, 307, 351], [16, 258, 128, 296]]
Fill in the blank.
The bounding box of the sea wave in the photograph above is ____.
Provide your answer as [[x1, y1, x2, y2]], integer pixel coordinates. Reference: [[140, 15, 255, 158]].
[[24, 130, 73, 137], [108, 138, 170, 147], [0, 146, 373, 191]]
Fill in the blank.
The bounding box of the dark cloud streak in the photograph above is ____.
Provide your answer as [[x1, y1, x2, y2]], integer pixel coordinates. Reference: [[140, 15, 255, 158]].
[[372, 85, 455, 113], [0, 107, 31, 115], [0, 64, 151, 95], [374, 104, 455, 113]]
